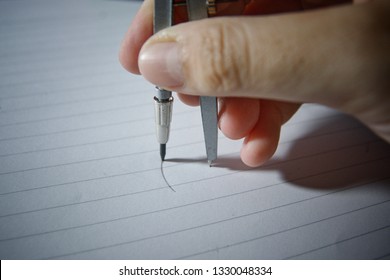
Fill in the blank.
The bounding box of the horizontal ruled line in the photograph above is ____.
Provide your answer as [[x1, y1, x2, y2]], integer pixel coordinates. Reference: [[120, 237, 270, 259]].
[[285, 225, 390, 259], [179, 201, 390, 260], [49, 195, 390, 260]]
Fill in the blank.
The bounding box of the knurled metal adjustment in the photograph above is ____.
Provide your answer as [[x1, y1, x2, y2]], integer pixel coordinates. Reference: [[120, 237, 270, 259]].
[[207, 0, 217, 15]]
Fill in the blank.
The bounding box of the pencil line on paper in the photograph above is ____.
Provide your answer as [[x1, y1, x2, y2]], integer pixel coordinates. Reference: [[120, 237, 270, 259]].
[[161, 160, 175, 192]]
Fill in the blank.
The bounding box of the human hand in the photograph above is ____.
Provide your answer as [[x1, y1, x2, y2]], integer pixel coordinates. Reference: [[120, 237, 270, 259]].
[[119, 0, 389, 167]]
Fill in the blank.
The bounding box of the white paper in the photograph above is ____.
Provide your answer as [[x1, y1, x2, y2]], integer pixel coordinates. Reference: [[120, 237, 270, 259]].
[[0, 0, 389, 260]]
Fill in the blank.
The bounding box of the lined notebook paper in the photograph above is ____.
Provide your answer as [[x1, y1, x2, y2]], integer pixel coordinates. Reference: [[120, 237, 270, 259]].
[[0, 0, 389, 260]]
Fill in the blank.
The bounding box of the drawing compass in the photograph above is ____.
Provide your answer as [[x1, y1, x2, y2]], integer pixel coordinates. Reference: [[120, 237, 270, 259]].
[[154, 0, 224, 166]]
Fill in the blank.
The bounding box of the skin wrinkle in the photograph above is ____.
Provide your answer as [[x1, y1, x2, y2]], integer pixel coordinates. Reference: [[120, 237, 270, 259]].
[[183, 19, 253, 95], [133, 0, 386, 105], [222, 22, 247, 95], [195, 22, 228, 93], [205, 28, 224, 93], [266, 14, 328, 104], [234, 22, 253, 95], [241, 23, 253, 94], [218, 23, 231, 93], [216, 19, 268, 96], [236, 16, 314, 102]]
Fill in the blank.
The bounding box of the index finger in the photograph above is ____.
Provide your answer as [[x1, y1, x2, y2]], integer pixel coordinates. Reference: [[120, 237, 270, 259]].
[[119, 0, 154, 74]]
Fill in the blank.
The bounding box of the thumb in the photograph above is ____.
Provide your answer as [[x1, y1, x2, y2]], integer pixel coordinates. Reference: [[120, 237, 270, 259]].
[[138, 2, 388, 110]]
